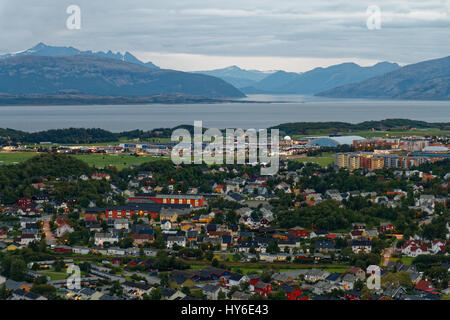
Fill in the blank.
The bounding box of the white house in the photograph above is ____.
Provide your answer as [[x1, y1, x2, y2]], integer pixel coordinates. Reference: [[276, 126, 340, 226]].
[[94, 233, 119, 246], [166, 236, 186, 248], [55, 223, 74, 238]]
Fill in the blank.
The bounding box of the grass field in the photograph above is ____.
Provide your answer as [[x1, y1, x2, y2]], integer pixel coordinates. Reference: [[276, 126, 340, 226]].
[[347, 129, 450, 138], [39, 270, 68, 280], [72, 154, 169, 169], [289, 156, 334, 167], [0, 152, 40, 165], [0, 152, 169, 169], [293, 128, 450, 139]]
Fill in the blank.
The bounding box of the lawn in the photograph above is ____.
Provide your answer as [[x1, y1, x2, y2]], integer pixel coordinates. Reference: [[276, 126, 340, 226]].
[[72, 154, 169, 169], [290, 156, 334, 167], [0, 152, 40, 166], [0, 152, 169, 169], [292, 128, 450, 139], [348, 129, 450, 138], [39, 270, 69, 280]]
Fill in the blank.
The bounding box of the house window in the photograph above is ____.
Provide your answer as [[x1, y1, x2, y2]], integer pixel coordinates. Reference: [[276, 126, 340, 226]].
[[163, 199, 167, 204], [171, 199, 175, 204], [179, 199, 183, 204], [187, 200, 191, 204]]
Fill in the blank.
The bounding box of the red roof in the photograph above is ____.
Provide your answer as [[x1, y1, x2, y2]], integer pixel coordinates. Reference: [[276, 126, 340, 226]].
[[414, 280, 433, 292]]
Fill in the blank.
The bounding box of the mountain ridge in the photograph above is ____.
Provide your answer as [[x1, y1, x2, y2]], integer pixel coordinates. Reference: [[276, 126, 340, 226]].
[[242, 62, 400, 94], [0, 55, 245, 99], [316, 56, 450, 100], [0, 42, 159, 69]]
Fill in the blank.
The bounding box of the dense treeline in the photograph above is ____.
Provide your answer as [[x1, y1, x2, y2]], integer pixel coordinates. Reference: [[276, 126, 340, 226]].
[[414, 158, 450, 178], [270, 119, 449, 135], [1, 119, 448, 144], [0, 154, 95, 204], [275, 199, 419, 235], [0, 128, 169, 144]]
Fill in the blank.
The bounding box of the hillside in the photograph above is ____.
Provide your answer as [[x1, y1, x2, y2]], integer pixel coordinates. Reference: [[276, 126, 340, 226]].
[[0, 55, 245, 99], [194, 65, 272, 88], [317, 56, 450, 100], [0, 42, 159, 69], [242, 62, 399, 94]]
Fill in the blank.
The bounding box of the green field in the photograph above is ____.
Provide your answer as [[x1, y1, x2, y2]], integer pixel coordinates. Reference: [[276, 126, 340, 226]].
[[348, 129, 450, 138], [290, 156, 334, 167], [0, 152, 169, 169], [293, 128, 450, 139], [72, 154, 169, 169], [39, 270, 69, 280], [0, 152, 39, 165]]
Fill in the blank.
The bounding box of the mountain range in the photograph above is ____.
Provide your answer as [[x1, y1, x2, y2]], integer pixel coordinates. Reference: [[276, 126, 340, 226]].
[[0, 55, 244, 98], [0, 43, 449, 101], [317, 56, 450, 100], [241, 62, 400, 94], [194, 65, 274, 89], [0, 42, 159, 69]]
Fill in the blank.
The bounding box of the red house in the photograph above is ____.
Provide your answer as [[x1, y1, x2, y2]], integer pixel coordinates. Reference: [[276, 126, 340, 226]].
[[414, 280, 435, 293], [129, 194, 204, 207], [280, 285, 304, 300], [247, 275, 260, 287], [288, 227, 309, 238], [254, 281, 272, 297], [17, 198, 32, 208], [380, 222, 394, 233], [54, 246, 72, 253]]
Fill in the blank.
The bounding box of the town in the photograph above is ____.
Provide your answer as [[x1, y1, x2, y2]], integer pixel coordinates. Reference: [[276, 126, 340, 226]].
[[0, 126, 448, 301]]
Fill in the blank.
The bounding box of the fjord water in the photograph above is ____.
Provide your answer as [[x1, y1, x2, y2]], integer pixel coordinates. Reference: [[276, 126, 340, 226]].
[[0, 95, 449, 132]]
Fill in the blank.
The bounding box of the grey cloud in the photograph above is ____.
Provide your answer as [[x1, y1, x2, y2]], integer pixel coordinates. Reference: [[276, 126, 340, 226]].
[[0, 0, 449, 70]]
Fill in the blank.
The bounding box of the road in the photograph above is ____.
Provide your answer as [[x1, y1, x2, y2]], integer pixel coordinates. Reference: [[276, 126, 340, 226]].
[[42, 216, 57, 245], [382, 242, 397, 267]]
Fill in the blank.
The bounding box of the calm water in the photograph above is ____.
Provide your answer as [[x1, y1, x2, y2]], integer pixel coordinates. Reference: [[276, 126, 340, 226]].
[[0, 95, 449, 132]]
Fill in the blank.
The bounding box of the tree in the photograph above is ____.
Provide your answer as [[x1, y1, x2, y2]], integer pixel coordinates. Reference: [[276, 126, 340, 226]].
[[0, 285, 11, 300], [354, 279, 365, 291], [268, 290, 286, 300], [31, 284, 56, 298], [119, 236, 134, 248], [204, 250, 214, 261], [361, 286, 375, 300], [54, 259, 65, 272], [261, 270, 272, 283], [10, 258, 27, 281], [149, 288, 162, 300], [109, 281, 123, 297], [381, 272, 413, 290], [218, 290, 226, 300], [266, 240, 280, 254], [34, 276, 48, 286], [181, 286, 191, 296], [239, 281, 250, 291], [426, 267, 448, 290]]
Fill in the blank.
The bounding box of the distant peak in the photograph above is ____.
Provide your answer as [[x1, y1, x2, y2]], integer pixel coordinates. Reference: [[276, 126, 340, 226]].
[[224, 65, 241, 70], [32, 42, 49, 49], [373, 61, 399, 67]]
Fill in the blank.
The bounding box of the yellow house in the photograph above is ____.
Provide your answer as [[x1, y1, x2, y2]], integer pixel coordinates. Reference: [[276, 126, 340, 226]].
[[169, 277, 196, 289], [160, 212, 178, 222], [198, 214, 213, 224], [7, 244, 21, 251]]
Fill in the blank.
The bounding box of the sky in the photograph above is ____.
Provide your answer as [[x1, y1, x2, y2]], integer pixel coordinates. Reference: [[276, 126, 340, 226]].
[[0, 0, 449, 72]]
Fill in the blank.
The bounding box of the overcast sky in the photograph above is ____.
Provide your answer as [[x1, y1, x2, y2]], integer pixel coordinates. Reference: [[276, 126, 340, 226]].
[[0, 0, 449, 72]]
